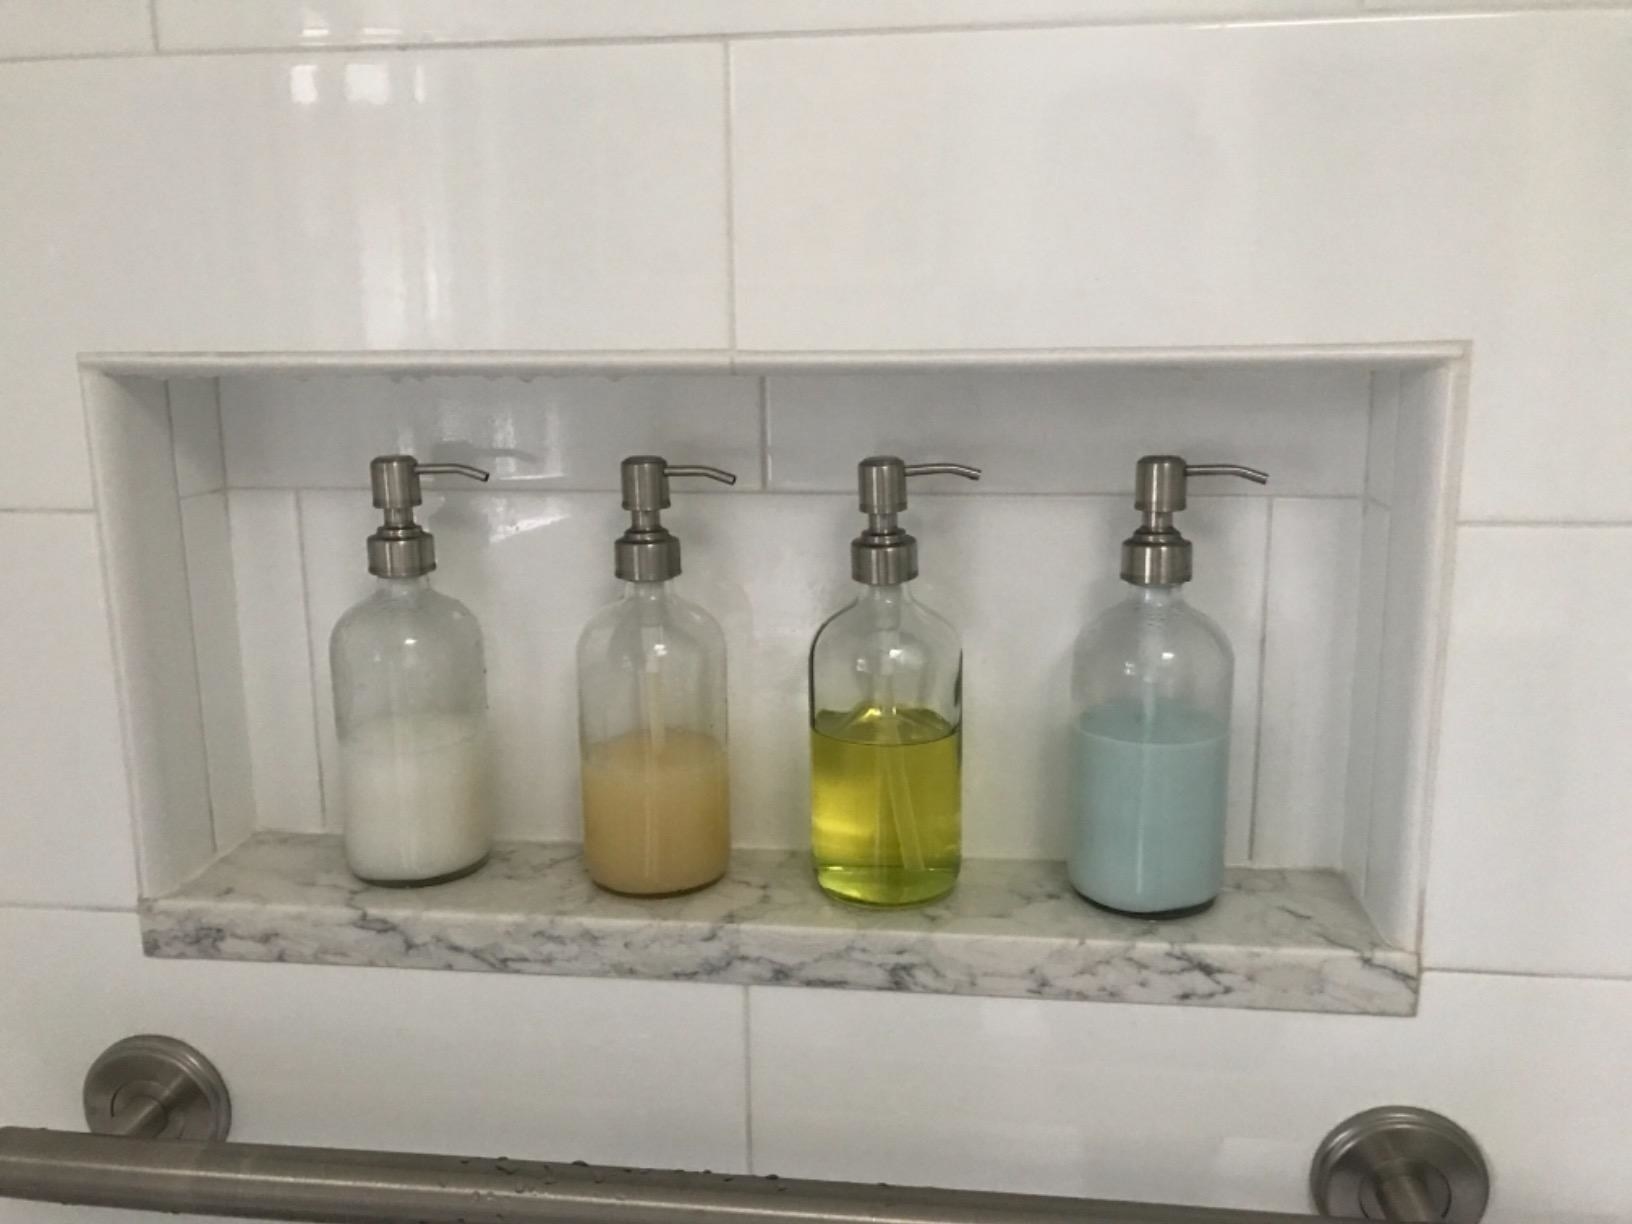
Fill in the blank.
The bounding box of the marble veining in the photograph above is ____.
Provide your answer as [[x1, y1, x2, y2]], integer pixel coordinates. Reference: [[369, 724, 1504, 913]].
[[140, 833, 1418, 1015]]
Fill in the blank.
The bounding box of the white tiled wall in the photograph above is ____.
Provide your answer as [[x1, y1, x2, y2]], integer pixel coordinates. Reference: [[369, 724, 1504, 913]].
[[3, 8, 1631, 1223]]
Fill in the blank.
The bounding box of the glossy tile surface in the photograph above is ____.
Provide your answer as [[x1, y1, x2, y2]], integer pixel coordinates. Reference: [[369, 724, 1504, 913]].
[[0, 0, 153, 60], [1424, 525, 1632, 978], [228, 490, 325, 834], [221, 373, 762, 491], [151, 0, 1363, 52], [747, 972, 1632, 1221], [179, 494, 255, 851], [0, 906, 750, 1170], [1253, 499, 1362, 865], [730, 13, 1632, 521], [0, 44, 731, 508], [765, 367, 1368, 495], [168, 379, 225, 497], [0, 514, 135, 907], [84, 376, 216, 894]]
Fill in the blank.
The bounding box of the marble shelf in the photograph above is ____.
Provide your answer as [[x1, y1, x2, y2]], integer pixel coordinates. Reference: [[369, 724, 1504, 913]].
[[140, 832, 1418, 1016]]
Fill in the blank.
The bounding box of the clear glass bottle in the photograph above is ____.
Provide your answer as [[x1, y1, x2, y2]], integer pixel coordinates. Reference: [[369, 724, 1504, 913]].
[[1068, 456, 1266, 916], [809, 456, 980, 907], [577, 457, 736, 896], [331, 456, 494, 887]]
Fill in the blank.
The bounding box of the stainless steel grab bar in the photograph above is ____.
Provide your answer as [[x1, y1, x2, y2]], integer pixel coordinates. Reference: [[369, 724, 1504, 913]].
[[0, 1036, 1493, 1224], [0, 1129, 1309, 1224]]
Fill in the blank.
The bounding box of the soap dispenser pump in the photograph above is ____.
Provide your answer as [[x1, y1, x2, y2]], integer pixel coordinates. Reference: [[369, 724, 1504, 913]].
[[809, 456, 981, 908], [576, 456, 737, 897], [1068, 455, 1268, 917], [330, 455, 494, 887]]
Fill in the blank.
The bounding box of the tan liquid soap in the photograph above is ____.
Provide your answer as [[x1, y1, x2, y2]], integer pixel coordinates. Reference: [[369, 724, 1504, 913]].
[[581, 728, 730, 895], [576, 456, 738, 896]]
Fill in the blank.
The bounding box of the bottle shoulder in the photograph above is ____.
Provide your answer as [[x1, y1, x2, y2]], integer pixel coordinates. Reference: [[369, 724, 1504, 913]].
[[331, 582, 482, 650], [812, 586, 961, 659], [577, 586, 724, 660], [1073, 589, 1231, 663]]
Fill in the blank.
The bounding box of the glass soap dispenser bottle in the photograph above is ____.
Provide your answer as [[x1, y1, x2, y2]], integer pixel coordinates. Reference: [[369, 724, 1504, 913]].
[[1069, 455, 1268, 917], [577, 456, 737, 896], [330, 455, 494, 887], [809, 456, 981, 907]]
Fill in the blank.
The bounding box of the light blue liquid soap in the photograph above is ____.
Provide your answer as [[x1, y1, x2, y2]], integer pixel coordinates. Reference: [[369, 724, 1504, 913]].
[[1067, 456, 1267, 917]]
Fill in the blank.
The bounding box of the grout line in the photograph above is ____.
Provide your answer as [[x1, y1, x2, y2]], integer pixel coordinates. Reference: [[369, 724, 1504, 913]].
[[293, 491, 333, 833], [741, 987, 756, 1173], [1245, 499, 1275, 863], [146, 0, 161, 53], [757, 378, 772, 488], [720, 41, 739, 352], [0, 506, 96, 516]]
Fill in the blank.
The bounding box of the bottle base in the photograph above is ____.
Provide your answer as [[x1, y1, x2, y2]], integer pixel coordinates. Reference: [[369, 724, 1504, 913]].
[[352, 853, 490, 889], [815, 865, 958, 908], [588, 871, 726, 899], [1076, 891, 1216, 920]]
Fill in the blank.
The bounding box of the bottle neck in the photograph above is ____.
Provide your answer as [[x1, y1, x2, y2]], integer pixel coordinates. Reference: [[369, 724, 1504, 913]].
[[375, 574, 432, 598], [1132, 582, 1187, 607], [620, 580, 674, 603], [855, 581, 916, 610]]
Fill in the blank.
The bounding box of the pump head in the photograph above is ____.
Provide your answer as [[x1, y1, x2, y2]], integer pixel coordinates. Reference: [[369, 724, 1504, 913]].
[[366, 455, 490, 578], [614, 455, 737, 582], [1121, 456, 1268, 586], [851, 456, 982, 586]]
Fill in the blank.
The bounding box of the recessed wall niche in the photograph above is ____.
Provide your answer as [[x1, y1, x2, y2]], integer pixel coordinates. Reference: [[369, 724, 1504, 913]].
[[85, 354, 1459, 987]]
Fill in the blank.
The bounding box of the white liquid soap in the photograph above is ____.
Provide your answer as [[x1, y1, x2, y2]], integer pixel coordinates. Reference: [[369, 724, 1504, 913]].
[[340, 712, 493, 885]]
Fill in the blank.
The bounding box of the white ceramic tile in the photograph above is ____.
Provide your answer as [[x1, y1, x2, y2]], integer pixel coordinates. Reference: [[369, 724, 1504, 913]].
[[747, 973, 1632, 1221], [765, 367, 1369, 496], [1252, 499, 1362, 867], [1365, 369, 1399, 507], [229, 491, 325, 834], [0, 44, 729, 508], [1340, 501, 1390, 893], [0, 907, 749, 1173], [151, 0, 1362, 52], [732, 14, 1632, 522], [221, 373, 762, 491], [180, 494, 256, 852], [83, 374, 215, 897], [1424, 525, 1632, 978], [0, 0, 153, 60], [0, 514, 136, 908], [1362, 366, 1458, 947], [168, 378, 225, 497], [730, 20, 1485, 352]]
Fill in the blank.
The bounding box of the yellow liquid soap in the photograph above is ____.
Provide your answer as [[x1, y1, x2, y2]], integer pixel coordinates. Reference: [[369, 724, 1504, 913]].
[[581, 728, 730, 896], [810, 705, 962, 907]]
